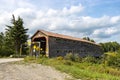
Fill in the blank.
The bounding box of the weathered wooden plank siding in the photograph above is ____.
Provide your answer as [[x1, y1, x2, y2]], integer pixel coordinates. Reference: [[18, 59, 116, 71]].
[[49, 36, 103, 57]]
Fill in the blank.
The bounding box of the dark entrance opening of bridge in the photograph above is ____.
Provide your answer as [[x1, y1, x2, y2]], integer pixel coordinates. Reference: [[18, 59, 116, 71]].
[[33, 37, 46, 56]]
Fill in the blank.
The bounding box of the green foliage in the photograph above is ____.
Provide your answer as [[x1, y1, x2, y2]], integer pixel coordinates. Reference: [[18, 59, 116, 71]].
[[23, 48, 120, 80], [64, 53, 75, 61], [104, 52, 120, 68], [56, 56, 64, 60], [74, 54, 82, 62], [6, 14, 28, 55], [117, 48, 120, 53], [0, 48, 14, 57], [0, 32, 15, 57], [24, 56, 120, 80], [24, 56, 36, 63], [22, 46, 29, 55], [82, 56, 98, 64], [64, 53, 100, 64], [4, 31, 15, 50], [99, 42, 120, 52], [0, 14, 29, 57], [64, 53, 82, 62], [82, 37, 95, 43], [63, 60, 73, 65], [0, 32, 4, 49]]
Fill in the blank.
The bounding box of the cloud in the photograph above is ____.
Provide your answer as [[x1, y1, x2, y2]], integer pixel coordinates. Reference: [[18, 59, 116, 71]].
[[21, 4, 84, 34], [93, 27, 119, 38], [0, 0, 35, 9], [0, 0, 120, 42], [26, 8, 120, 41], [0, 12, 11, 32], [62, 4, 84, 15], [110, 16, 120, 24]]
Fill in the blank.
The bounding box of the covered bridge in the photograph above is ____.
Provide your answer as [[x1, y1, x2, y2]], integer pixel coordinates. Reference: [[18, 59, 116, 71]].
[[31, 30, 103, 57]]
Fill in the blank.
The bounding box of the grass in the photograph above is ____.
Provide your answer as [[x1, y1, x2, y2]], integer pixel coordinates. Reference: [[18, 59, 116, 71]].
[[24, 56, 120, 80]]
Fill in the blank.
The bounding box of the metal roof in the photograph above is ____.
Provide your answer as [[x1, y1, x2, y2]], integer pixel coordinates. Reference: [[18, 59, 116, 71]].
[[32, 29, 99, 46]]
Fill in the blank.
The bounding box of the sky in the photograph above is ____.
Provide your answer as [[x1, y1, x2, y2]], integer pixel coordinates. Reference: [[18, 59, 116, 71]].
[[0, 0, 120, 43]]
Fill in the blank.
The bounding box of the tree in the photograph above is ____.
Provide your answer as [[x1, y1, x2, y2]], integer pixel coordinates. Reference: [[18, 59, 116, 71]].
[[6, 15, 28, 55], [0, 32, 15, 57], [4, 31, 14, 50], [0, 32, 4, 49], [82, 37, 95, 43], [99, 42, 120, 52]]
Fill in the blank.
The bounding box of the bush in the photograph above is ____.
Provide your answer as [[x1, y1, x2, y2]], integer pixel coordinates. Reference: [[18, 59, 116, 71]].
[[82, 56, 98, 64], [56, 56, 64, 60], [23, 54, 120, 79], [64, 53, 74, 61], [74, 54, 82, 62], [102, 52, 120, 68], [117, 48, 120, 53], [0, 48, 14, 57], [64, 53, 82, 62], [63, 60, 73, 65]]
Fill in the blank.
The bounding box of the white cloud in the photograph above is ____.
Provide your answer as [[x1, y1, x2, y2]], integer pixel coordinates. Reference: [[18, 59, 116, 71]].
[[93, 27, 119, 38], [0, 12, 11, 32], [46, 9, 57, 16], [13, 8, 33, 16], [105, 27, 118, 35], [110, 16, 120, 24], [0, 0, 35, 9], [62, 4, 84, 15], [0, 0, 120, 42]]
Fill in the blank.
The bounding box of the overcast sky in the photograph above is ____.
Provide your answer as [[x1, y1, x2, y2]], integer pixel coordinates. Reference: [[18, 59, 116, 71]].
[[0, 0, 120, 43]]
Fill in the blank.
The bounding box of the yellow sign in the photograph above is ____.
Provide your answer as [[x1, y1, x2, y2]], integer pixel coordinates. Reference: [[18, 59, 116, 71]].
[[33, 45, 37, 49], [40, 48, 43, 50], [27, 40, 31, 46], [36, 47, 40, 51]]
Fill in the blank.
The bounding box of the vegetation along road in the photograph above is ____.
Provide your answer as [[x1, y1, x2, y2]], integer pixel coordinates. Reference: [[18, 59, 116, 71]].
[[0, 58, 74, 80]]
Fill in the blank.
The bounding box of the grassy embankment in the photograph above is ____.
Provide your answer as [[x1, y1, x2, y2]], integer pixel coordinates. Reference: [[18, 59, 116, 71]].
[[24, 54, 120, 80]]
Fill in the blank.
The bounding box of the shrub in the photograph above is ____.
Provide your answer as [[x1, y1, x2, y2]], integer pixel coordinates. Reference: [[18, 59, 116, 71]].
[[103, 52, 120, 68], [0, 48, 14, 57], [105, 67, 120, 76], [63, 60, 73, 65], [37, 54, 47, 58], [117, 48, 120, 53], [64, 53, 75, 61], [56, 56, 64, 60], [23, 54, 120, 79], [82, 56, 98, 64], [74, 54, 82, 62], [64, 53, 82, 62]]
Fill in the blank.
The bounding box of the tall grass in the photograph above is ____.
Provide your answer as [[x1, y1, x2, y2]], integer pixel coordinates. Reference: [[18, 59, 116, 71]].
[[24, 55, 120, 80]]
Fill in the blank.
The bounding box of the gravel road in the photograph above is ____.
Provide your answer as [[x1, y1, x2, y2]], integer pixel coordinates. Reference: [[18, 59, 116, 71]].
[[0, 58, 74, 80], [0, 58, 23, 63]]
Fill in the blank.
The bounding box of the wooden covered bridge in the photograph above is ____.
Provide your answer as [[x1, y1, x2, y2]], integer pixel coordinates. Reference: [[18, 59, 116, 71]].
[[30, 30, 103, 57]]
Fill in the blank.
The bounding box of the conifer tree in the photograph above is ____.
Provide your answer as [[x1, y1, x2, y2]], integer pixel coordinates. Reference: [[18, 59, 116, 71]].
[[6, 15, 28, 55]]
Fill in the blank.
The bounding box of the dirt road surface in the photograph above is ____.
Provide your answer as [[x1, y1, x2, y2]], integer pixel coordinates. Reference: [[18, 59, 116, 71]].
[[0, 58, 74, 80], [0, 58, 24, 64]]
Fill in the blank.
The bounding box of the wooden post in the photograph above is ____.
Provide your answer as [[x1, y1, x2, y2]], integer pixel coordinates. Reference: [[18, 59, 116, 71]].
[[20, 44, 22, 56]]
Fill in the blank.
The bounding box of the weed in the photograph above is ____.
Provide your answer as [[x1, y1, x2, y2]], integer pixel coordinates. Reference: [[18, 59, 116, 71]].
[[24, 54, 120, 80]]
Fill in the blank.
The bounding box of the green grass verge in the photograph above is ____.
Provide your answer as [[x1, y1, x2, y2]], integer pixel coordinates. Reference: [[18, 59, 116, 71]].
[[24, 56, 120, 80]]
